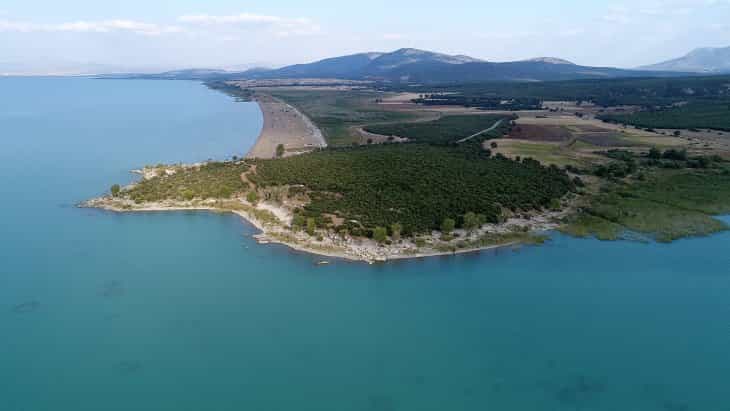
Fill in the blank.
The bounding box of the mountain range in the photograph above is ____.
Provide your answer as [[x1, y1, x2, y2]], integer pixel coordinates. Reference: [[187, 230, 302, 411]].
[[98, 47, 730, 83], [640, 46, 730, 73], [225, 48, 684, 83]]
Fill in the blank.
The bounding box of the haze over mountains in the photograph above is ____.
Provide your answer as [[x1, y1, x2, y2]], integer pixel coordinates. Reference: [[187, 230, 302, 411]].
[[10, 47, 729, 81], [122, 48, 694, 83], [640, 46, 730, 74]]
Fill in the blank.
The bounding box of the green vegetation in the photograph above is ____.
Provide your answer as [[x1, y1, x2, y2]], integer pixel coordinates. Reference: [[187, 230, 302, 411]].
[[276, 144, 285, 158], [391, 75, 730, 108], [262, 89, 416, 146], [110, 184, 121, 197], [124, 162, 250, 203], [251, 144, 574, 235], [373, 226, 388, 243], [246, 190, 259, 204], [390, 222, 403, 241], [563, 168, 730, 242], [599, 102, 730, 131], [306, 217, 317, 236], [440, 218, 456, 234], [364, 114, 510, 145], [205, 81, 254, 101]]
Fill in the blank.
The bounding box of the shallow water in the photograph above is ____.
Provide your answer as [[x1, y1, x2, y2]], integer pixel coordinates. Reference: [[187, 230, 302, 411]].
[[1, 78, 729, 411]]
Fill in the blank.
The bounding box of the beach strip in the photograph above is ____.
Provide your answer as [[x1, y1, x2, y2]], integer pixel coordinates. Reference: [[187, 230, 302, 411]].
[[246, 94, 326, 159]]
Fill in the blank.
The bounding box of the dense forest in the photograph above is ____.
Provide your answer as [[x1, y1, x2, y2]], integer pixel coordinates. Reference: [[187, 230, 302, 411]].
[[599, 102, 730, 131], [385, 75, 730, 108], [364, 114, 512, 145], [250, 144, 574, 235], [412, 95, 541, 110]]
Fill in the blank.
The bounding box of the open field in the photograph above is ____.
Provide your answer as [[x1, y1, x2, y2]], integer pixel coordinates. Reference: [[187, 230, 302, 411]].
[[489, 139, 607, 168]]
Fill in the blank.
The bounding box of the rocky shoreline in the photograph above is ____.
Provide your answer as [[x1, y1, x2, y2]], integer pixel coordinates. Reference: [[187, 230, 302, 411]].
[[80, 192, 567, 264]]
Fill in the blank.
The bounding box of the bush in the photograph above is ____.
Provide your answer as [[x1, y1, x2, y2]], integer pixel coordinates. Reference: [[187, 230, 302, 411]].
[[390, 222, 403, 241], [306, 217, 317, 236], [373, 226, 388, 243], [441, 218, 456, 234], [246, 190, 259, 204]]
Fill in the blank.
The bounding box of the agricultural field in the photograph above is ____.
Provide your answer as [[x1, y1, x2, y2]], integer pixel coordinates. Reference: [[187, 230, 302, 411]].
[[364, 114, 511, 145]]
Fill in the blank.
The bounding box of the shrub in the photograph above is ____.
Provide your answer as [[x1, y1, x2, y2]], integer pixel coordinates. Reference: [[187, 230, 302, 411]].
[[373, 226, 388, 243]]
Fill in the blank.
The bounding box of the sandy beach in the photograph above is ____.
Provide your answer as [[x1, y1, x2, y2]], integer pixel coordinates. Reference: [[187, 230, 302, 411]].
[[246, 93, 326, 159]]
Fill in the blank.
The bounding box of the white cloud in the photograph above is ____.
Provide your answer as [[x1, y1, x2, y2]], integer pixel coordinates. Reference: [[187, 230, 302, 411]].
[[0, 19, 182, 36], [177, 13, 321, 37]]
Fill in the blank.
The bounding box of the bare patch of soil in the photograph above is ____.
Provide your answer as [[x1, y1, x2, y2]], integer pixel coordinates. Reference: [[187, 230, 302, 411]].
[[507, 124, 572, 142]]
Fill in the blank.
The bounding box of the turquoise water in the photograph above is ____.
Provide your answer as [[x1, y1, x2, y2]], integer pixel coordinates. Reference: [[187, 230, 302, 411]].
[[2, 78, 730, 411]]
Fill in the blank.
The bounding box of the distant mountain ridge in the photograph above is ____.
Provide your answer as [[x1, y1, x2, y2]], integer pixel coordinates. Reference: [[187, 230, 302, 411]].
[[641, 46, 730, 73], [103, 48, 693, 83], [242, 48, 685, 83], [253, 48, 484, 79]]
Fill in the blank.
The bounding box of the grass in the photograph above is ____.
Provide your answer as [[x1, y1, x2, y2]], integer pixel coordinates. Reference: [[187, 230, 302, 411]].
[[493, 139, 603, 168], [262, 89, 417, 146], [562, 167, 730, 242]]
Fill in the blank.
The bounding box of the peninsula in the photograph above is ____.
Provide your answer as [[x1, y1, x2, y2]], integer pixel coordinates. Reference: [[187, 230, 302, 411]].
[[83, 52, 730, 262]]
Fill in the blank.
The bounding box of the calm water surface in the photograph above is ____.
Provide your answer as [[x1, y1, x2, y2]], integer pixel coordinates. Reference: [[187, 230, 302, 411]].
[[1, 78, 729, 411]]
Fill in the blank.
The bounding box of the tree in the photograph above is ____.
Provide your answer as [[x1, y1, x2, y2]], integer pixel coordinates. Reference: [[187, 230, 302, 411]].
[[476, 214, 488, 226], [390, 222, 403, 241], [110, 184, 121, 197], [291, 214, 306, 231], [182, 189, 195, 201], [246, 190, 258, 204], [306, 217, 317, 236], [663, 148, 687, 161], [490, 141, 498, 149], [463, 212, 479, 233], [373, 226, 388, 243], [441, 218, 456, 234], [648, 147, 662, 159], [276, 144, 285, 158]]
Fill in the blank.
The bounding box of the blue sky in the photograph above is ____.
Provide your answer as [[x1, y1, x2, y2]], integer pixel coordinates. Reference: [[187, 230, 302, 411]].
[[1, 0, 729, 73]]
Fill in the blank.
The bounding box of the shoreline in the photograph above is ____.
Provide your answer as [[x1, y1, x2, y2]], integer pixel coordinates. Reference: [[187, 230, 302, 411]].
[[80, 196, 555, 264], [246, 93, 326, 159]]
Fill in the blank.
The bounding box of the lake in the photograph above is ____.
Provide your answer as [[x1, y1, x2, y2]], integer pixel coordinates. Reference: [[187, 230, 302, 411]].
[[1, 77, 729, 411]]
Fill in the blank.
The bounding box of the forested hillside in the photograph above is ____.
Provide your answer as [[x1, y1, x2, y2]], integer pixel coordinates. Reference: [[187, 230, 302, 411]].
[[251, 144, 574, 235]]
